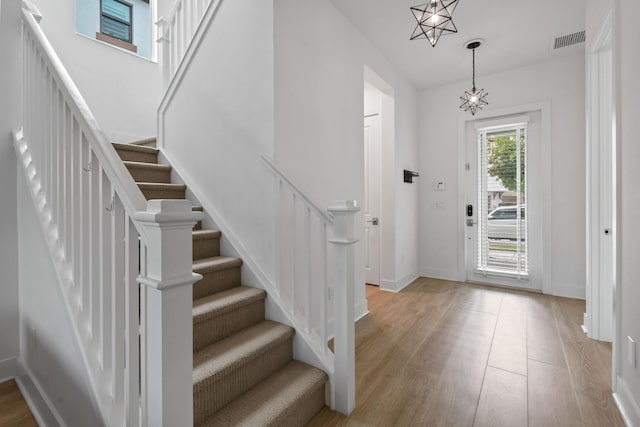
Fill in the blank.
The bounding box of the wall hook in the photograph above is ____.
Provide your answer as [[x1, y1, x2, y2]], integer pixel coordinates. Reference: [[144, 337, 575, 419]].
[[105, 196, 114, 212]]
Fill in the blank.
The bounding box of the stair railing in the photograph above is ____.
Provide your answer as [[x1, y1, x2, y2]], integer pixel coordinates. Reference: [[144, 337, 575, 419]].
[[156, 0, 217, 87], [16, 4, 201, 426], [263, 157, 358, 415], [154, 0, 358, 414]]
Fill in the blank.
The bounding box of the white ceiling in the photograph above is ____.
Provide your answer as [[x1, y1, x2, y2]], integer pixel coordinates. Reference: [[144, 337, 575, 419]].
[[329, 0, 586, 90]]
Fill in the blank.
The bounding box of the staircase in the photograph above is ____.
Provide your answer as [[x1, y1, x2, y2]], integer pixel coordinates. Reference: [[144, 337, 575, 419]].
[[113, 139, 327, 426]]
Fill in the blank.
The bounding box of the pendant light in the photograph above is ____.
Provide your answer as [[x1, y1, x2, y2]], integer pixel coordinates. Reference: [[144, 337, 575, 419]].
[[459, 40, 489, 115], [410, 0, 460, 48]]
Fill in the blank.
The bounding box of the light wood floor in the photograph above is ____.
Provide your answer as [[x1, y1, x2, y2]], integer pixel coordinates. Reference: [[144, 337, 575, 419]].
[[0, 380, 37, 427], [309, 278, 625, 427]]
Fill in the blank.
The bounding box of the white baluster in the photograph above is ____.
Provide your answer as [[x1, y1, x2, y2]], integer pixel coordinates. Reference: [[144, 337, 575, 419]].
[[124, 217, 141, 427], [111, 195, 126, 404], [90, 158, 101, 344], [81, 135, 92, 320], [321, 223, 328, 354], [327, 200, 359, 415], [156, 17, 170, 88], [135, 200, 202, 427], [304, 207, 311, 333], [72, 118, 81, 302], [274, 177, 282, 296], [100, 170, 113, 372]]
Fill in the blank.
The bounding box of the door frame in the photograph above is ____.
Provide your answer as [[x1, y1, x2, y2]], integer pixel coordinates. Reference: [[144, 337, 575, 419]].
[[364, 66, 397, 292], [363, 113, 382, 286], [457, 101, 552, 293], [585, 7, 615, 343]]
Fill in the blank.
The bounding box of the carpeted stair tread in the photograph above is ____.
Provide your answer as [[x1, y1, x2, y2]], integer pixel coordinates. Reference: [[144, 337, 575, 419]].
[[124, 161, 172, 183], [137, 182, 186, 190], [137, 182, 187, 200], [199, 361, 327, 427], [112, 142, 158, 154], [123, 161, 171, 171], [193, 256, 242, 273], [193, 321, 294, 385], [113, 142, 159, 163], [193, 230, 222, 261], [193, 229, 221, 240], [130, 137, 157, 147], [193, 286, 265, 324]]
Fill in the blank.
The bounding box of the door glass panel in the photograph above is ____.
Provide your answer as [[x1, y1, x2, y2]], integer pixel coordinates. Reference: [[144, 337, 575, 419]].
[[477, 125, 529, 278]]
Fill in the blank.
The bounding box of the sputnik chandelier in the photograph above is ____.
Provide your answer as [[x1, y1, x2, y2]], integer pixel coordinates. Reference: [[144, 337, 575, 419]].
[[459, 40, 489, 115], [410, 0, 460, 48]]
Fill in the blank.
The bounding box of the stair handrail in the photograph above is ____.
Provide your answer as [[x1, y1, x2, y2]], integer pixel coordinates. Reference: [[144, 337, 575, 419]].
[[19, 4, 200, 425], [262, 155, 334, 226], [156, 0, 218, 87], [262, 155, 358, 415], [21, 4, 148, 222]]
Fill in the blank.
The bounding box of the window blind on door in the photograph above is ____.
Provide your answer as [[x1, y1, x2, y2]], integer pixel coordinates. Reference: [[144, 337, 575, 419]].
[[476, 123, 529, 279]]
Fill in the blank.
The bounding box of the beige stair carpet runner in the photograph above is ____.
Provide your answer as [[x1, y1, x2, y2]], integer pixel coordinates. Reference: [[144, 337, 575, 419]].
[[114, 138, 327, 426]]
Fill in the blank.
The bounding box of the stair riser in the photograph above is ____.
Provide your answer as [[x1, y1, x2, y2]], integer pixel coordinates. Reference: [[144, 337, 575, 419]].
[[193, 267, 241, 300], [275, 384, 326, 427], [193, 236, 221, 261], [194, 301, 265, 352], [194, 221, 202, 231], [139, 187, 186, 200], [115, 150, 158, 164], [193, 339, 293, 425], [126, 167, 171, 184]]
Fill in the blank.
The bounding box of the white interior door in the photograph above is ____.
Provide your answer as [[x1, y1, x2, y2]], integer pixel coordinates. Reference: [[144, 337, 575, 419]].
[[364, 115, 381, 285], [465, 113, 542, 291]]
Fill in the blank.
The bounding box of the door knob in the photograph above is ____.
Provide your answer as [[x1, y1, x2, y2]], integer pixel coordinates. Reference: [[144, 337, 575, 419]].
[[367, 217, 379, 226]]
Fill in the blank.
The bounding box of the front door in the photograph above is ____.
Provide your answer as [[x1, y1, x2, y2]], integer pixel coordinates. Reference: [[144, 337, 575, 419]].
[[364, 115, 381, 285], [465, 114, 542, 291]]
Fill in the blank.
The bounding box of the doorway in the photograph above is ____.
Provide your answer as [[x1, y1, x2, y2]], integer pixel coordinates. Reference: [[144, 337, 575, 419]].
[[464, 113, 543, 291], [585, 10, 615, 343], [364, 113, 381, 286], [363, 68, 395, 290]]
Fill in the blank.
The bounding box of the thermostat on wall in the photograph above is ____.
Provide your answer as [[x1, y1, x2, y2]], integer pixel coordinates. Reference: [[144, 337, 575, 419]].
[[433, 182, 446, 191]]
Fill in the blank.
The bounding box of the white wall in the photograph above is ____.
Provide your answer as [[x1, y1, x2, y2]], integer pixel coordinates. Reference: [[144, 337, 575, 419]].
[[17, 172, 103, 426], [160, 0, 274, 277], [612, 0, 640, 422], [33, 0, 161, 142], [418, 54, 586, 298], [274, 0, 420, 302], [0, 0, 21, 380]]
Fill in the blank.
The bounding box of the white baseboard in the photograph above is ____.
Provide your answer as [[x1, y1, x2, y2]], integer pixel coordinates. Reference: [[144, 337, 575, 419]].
[[0, 357, 17, 383], [614, 376, 640, 427], [396, 273, 420, 293], [15, 358, 65, 427], [420, 268, 460, 282], [379, 279, 396, 292], [355, 299, 369, 322], [380, 273, 420, 293], [552, 283, 586, 300]]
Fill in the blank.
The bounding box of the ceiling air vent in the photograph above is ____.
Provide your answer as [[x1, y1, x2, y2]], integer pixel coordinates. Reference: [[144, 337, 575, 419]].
[[553, 30, 586, 49]]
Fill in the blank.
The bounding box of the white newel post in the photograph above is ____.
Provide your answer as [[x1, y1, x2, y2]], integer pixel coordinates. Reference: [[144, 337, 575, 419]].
[[155, 17, 170, 88], [327, 200, 359, 416], [135, 200, 203, 427]]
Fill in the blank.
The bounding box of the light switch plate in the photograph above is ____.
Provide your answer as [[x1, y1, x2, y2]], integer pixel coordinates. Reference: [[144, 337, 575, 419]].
[[628, 336, 637, 369]]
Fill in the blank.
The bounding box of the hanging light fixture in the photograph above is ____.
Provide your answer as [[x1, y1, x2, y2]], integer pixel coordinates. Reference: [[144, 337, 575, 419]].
[[410, 0, 460, 48], [459, 40, 488, 115]]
